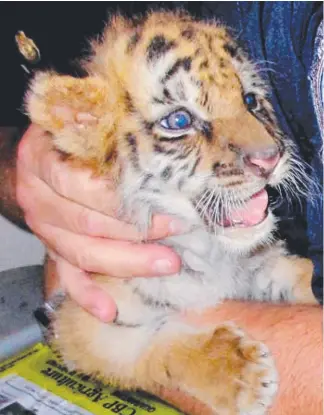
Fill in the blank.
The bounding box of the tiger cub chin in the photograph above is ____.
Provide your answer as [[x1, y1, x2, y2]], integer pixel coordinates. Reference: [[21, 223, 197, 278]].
[[26, 11, 317, 415]]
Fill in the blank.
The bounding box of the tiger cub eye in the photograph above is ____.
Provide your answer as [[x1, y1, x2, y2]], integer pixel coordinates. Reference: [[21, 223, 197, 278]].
[[244, 93, 258, 110]]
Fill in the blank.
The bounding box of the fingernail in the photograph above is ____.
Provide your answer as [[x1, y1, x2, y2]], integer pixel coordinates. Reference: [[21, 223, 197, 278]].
[[169, 220, 189, 235], [91, 306, 115, 322], [47, 250, 58, 261], [152, 259, 174, 275]]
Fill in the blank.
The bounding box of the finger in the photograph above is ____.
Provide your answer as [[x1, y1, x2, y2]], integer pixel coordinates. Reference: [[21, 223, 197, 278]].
[[18, 125, 188, 239], [18, 124, 120, 215], [20, 174, 145, 240], [26, 216, 182, 277], [55, 256, 117, 322], [18, 125, 187, 240], [20, 173, 186, 240]]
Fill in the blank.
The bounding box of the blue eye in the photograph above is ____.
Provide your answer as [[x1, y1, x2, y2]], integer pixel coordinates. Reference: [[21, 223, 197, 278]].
[[244, 93, 258, 110], [160, 110, 192, 130]]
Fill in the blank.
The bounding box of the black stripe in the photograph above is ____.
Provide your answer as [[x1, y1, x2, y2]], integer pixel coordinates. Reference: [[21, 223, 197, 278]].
[[133, 286, 177, 310], [127, 32, 141, 54], [152, 96, 164, 104], [56, 149, 70, 161], [178, 178, 185, 190], [126, 132, 137, 147], [188, 156, 201, 176], [147, 35, 176, 62], [142, 120, 154, 134], [218, 169, 244, 177], [228, 143, 240, 154], [105, 149, 115, 164], [201, 92, 209, 106], [159, 134, 188, 142], [163, 87, 174, 101], [161, 165, 173, 180], [207, 35, 213, 53], [129, 14, 147, 28], [175, 81, 187, 101], [279, 289, 289, 302], [165, 148, 178, 155], [199, 60, 209, 70], [153, 143, 164, 153], [256, 106, 274, 125], [125, 132, 140, 169], [212, 162, 221, 173], [165, 366, 172, 380], [224, 42, 238, 58], [262, 280, 273, 301], [162, 57, 192, 83], [200, 121, 213, 141], [174, 147, 193, 159], [140, 174, 153, 189], [114, 319, 142, 328], [192, 77, 203, 87], [236, 54, 243, 63], [124, 92, 135, 113], [154, 144, 177, 155], [181, 27, 195, 40]]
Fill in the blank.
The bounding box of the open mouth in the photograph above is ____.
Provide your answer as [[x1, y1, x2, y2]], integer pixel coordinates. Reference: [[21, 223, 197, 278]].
[[220, 189, 269, 228], [196, 188, 270, 229]]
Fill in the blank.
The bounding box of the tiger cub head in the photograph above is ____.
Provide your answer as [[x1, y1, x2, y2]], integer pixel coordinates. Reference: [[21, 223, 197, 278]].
[[86, 12, 296, 251], [29, 12, 300, 253]]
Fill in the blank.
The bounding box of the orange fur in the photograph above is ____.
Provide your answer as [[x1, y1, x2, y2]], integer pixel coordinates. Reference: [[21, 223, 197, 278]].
[[27, 11, 317, 415], [54, 283, 275, 415]]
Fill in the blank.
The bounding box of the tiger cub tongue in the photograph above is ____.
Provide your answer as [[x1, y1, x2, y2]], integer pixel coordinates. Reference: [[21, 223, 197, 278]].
[[223, 189, 268, 227]]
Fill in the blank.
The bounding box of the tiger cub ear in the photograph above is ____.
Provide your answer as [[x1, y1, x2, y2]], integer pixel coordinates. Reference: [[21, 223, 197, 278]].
[[25, 72, 119, 172]]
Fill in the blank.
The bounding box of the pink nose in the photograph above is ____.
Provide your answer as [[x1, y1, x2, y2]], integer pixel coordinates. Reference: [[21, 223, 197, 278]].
[[244, 148, 280, 177]]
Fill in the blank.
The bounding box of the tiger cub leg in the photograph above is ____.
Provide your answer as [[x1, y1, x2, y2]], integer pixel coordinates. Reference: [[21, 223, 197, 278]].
[[267, 255, 318, 304], [26, 72, 120, 172], [140, 323, 278, 415], [54, 294, 277, 415]]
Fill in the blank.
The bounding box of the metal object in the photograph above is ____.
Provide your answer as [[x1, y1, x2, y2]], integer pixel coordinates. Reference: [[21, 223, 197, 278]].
[[15, 31, 41, 64], [33, 291, 66, 329]]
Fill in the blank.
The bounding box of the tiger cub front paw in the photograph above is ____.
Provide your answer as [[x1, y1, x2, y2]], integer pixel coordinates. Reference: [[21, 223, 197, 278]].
[[175, 324, 278, 414]]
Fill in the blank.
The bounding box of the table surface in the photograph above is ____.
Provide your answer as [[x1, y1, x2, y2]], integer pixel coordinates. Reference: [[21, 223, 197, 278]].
[[0, 265, 44, 360]]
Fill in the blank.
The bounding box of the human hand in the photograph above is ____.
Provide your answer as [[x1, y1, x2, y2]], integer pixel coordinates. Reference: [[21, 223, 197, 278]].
[[16, 124, 182, 322]]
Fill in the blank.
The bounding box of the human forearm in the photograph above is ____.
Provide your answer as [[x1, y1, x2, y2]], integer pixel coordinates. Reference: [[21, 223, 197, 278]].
[[0, 127, 28, 229], [160, 302, 322, 415]]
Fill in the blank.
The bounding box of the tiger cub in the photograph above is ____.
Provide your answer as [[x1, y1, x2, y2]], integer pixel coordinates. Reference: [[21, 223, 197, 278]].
[[26, 11, 317, 415]]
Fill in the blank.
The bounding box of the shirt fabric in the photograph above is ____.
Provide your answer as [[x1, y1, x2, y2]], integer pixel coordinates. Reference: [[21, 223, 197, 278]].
[[0, 1, 322, 303]]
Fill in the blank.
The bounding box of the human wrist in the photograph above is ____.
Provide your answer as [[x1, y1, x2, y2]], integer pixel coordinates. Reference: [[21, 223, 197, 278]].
[[0, 127, 29, 229]]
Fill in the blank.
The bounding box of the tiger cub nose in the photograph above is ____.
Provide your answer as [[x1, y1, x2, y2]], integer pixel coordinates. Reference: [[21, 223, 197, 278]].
[[244, 146, 280, 177]]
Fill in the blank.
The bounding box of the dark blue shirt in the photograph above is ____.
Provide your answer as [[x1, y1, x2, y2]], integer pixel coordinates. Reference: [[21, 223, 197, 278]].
[[197, 1, 323, 303]]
